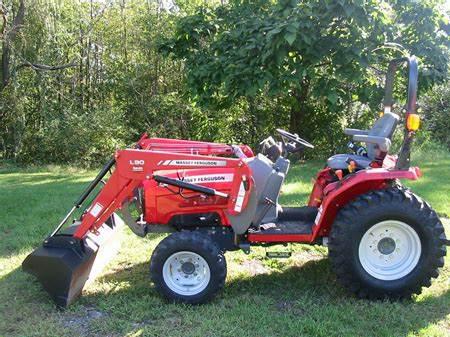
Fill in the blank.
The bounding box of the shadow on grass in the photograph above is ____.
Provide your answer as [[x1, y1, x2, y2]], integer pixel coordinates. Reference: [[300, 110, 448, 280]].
[[2, 255, 448, 337], [90, 259, 450, 337], [2, 161, 449, 336]]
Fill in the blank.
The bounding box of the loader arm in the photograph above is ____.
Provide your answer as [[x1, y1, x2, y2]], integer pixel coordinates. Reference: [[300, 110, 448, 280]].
[[137, 134, 254, 157], [73, 149, 253, 239], [23, 148, 253, 307]]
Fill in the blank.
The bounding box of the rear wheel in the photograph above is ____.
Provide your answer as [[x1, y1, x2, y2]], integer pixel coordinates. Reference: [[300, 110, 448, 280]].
[[150, 231, 226, 304], [329, 188, 446, 299]]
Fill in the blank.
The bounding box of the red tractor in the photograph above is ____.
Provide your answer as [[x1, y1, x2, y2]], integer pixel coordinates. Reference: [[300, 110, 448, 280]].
[[23, 56, 447, 306]]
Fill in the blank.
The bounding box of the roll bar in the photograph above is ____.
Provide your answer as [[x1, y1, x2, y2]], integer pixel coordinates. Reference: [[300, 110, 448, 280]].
[[381, 56, 418, 170], [383, 55, 418, 117]]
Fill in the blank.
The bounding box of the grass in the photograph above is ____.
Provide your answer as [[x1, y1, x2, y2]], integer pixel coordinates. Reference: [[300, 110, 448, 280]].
[[0, 153, 449, 337]]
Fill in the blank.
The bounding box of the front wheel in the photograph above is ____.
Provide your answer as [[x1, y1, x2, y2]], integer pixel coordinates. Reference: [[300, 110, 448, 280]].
[[329, 188, 446, 299], [150, 231, 227, 304]]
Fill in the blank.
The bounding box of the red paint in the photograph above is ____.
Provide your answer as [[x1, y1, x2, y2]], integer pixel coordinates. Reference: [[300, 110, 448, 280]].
[[73, 149, 253, 238], [143, 168, 235, 226], [308, 167, 336, 207], [72, 134, 422, 247], [248, 233, 313, 243], [138, 134, 254, 157], [311, 167, 420, 239]]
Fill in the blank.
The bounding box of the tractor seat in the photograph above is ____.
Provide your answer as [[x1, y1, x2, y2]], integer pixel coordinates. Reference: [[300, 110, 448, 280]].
[[327, 112, 400, 170], [327, 154, 372, 170]]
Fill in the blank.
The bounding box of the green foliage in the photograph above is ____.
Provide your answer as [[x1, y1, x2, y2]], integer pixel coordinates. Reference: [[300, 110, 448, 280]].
[[421, 82, 450, 150], [0, 0, 449, 165], [162, 0, 449, 156], [165, 0, 449, 105]]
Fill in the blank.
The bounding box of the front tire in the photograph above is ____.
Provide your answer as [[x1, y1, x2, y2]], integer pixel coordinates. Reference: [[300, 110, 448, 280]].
[[329, 188, 446, 299], [150, 231, 227, 304]]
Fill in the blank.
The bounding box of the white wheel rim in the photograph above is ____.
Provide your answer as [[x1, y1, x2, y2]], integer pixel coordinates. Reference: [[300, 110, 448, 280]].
[[162, 251, 211, 296], [358, 220, 421, 281]]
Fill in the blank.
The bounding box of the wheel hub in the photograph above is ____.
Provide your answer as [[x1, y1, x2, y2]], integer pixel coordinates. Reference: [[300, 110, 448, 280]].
[[377, 237, 396, 255], [162, 251, 211, 296], [181, 261, 195, 275], [358, 220, 421, 281]]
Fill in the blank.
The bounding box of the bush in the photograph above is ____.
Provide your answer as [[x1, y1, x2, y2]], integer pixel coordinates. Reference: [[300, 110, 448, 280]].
[[421, 83, 450, 150], [16, 106, 127, 167]]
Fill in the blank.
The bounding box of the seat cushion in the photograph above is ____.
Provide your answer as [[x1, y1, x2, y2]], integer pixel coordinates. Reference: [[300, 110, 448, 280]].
[[327, 154, 372, 170]]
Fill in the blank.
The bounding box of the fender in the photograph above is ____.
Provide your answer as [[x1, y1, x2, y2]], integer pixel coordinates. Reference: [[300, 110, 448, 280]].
[[311, 167, 421, 239]]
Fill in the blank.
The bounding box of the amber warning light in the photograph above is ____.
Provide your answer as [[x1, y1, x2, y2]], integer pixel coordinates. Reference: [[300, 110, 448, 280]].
[[406, 114, 420, 131]]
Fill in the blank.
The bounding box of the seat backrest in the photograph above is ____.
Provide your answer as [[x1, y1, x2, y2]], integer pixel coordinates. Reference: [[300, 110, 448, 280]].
[[367, 112, 400, 159]]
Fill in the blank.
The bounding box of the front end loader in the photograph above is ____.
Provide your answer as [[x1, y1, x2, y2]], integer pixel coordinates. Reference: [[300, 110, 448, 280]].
[[23, 56, 448, 306], [22, 140, 253, 307]]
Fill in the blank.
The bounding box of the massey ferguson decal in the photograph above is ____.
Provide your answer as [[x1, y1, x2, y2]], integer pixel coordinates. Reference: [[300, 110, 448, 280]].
[[157, 159, 227, 167], [234, 181, 246, 212], [130, 159, 145, 172], [182, 174, 234, 184]]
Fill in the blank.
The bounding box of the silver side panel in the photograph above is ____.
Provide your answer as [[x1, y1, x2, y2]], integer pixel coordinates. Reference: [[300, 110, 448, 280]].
[[261, 157, 289, 223], [227, 154, 289, 234]]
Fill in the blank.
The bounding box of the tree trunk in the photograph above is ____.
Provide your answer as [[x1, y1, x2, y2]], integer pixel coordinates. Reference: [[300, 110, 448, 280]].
[[1, 0, 25, 90], [289, 78, 310, 134], [1, 42, 11, 88], [79, 23, 84, 109], [121, 0, 128, 68]]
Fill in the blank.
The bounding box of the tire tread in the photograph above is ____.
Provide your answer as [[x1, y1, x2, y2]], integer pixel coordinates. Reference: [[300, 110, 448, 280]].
[[150, 231, 226, 304], [329, 187, 446, 299]]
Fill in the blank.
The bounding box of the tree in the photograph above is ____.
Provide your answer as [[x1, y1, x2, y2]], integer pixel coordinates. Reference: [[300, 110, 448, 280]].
[[421, 82, 450, 150], [1, 0, 25, 89], [162, 0, 450, 146], [0, 0, 214, 164]]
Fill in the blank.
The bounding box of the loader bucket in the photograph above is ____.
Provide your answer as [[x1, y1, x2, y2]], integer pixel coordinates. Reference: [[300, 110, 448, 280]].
[[22, 213, 124, 307]]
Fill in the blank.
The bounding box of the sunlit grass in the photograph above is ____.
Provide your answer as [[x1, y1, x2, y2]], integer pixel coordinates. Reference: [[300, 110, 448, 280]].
[[0, 159, 449, 337]]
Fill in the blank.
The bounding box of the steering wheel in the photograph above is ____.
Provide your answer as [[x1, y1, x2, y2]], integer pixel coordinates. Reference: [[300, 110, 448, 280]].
[[276, 128, 314, 150]]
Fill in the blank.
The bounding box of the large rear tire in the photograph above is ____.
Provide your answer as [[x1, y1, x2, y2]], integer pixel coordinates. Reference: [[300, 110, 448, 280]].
[[150, 231, 227, 304], [329, 188, 446, 299]]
